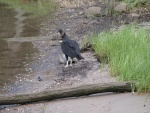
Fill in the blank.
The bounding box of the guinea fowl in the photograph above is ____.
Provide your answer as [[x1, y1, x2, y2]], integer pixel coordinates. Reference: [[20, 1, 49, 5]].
[[58, 29, 84, 67]]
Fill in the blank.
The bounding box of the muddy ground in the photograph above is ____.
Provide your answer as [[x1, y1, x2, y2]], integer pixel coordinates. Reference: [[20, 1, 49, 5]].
[[0, 0, 150, 112]]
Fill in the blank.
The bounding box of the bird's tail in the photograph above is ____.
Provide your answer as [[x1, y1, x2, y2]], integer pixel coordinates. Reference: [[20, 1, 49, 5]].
[[77, 55, 84, 60]]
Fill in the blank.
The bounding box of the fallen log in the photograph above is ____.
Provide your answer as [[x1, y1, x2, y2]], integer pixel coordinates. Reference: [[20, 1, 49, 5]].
[[0, 82, 136, 105]]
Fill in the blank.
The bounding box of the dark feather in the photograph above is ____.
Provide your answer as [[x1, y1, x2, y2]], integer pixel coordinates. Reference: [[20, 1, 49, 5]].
[[58, 29, 84, 60]]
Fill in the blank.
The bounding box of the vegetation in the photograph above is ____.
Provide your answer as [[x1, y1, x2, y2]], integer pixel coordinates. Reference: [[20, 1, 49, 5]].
[[127, 0, 149, 9], [92, 25, 150, 92], [0, 0, 58, 17], [116, 0, 150, 9]]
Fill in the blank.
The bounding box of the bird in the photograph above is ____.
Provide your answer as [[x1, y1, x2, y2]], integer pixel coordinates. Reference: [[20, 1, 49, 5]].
[[58, 29, 84, 67]]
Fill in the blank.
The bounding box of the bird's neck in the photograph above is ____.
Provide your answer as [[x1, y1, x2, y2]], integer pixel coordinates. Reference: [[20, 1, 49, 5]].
[[62, 33, 68, 40]]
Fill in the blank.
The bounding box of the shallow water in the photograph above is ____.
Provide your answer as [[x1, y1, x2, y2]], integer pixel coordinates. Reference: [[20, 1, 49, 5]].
[[0, 3, 46, 94], [0, 40, 39, 93]]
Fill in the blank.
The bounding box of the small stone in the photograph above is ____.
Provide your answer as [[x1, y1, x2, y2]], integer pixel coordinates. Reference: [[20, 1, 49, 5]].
[[59, 54, 77, 64], [59, 54, 66, 64], [85, 7, 102, 18], [131, 13, 140, 18], [38, 77, 43, 81], [114, 2, 127, 13]]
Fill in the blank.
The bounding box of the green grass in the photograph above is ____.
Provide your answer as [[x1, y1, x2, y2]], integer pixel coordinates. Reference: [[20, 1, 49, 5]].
[[126, 0, 149, 9], [0, 0, 58, 17], [117, 0, 150, 9], [92, 25, 150, 93]]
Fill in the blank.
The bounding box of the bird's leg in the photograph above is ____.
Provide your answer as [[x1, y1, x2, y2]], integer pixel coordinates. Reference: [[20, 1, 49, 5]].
[[65, 55, 69, 67], [69, 58, 73, 66], [65, 61, 69, 67]]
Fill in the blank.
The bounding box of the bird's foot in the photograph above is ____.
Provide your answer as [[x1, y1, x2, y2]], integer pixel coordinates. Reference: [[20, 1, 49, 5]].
[[65, 65, 69, 67], [69, 64, 72, 66]]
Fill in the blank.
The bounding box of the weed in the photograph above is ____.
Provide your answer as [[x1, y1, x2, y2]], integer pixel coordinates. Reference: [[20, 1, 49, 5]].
[[92, 25, 150, 92], [123, 0, 149, 9], [81, 35, 92, 52], [0, 0, 58, 17]]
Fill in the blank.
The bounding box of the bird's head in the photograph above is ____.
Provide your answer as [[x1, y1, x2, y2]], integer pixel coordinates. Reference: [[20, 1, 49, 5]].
[[58, 29, 65, 37]]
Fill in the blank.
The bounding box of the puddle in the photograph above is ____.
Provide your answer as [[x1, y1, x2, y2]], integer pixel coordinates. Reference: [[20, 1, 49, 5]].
[[0, 3, 48, 94], [1, 40, 61, 94], [0, 3, 16, 38], [0, 40, 39, 94]]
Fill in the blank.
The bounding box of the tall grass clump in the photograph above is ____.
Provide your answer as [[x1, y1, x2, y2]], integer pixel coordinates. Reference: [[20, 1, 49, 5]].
[[0, 0, 58, 17], [92, 25, 150, 92], [117, 0, 150, 9], [126, 0, 150, 9]]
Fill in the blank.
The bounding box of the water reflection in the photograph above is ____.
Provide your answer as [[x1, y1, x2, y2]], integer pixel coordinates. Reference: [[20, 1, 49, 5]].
[[0, 3, 41, 94], [0, 39, 39, 93], [0, 2, 60, 95], [0, 3, 16, 38]]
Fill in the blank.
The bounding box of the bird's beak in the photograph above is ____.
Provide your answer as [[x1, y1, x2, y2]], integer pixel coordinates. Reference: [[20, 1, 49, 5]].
[[61, 31, 65, 37]]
